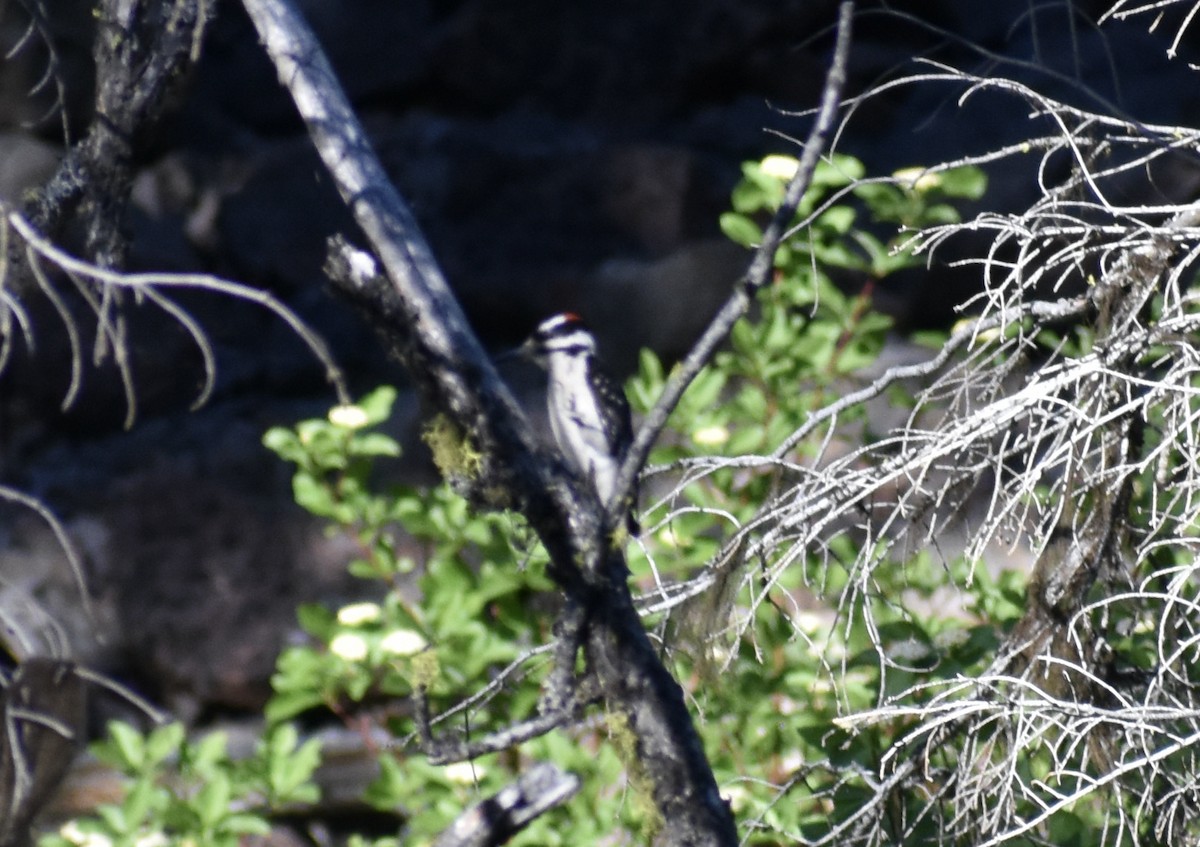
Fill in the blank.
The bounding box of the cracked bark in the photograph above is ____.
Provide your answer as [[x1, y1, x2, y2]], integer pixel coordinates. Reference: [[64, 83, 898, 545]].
[[25, 0, 210, 269]]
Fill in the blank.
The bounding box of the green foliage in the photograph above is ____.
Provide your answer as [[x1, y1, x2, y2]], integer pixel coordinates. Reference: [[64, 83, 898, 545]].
[[261, 388, 651, 843], [261, 386, 401, 526], [719, 155, 985, 278], [263, 388, 553, 730], [630, 154, 986, 556], [630, 154, 1050, 841], [643, 155, 984, 483], [43, 154, 1003, 846], [42, 722, 320, 847]]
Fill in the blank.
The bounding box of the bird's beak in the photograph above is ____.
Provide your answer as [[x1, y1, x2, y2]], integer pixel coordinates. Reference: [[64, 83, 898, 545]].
[[495, 340, 531, 364]]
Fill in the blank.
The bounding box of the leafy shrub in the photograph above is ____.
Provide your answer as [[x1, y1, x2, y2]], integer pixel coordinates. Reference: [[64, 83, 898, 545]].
[[43, 154, 989, 846]]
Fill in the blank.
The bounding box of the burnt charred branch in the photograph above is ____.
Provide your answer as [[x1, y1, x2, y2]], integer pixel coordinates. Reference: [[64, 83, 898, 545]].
[[431, 762, 579, 847], [25, 0, 210, 269], [0, 660, 88, 847]]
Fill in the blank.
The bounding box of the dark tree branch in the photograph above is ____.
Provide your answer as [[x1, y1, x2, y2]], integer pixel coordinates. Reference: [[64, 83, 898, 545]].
[[0, 660, 88, 847], [431, 762, 580, 847], [244, 1, 746, 843], [537, 600, 588, 715], [25, 0, 210, 268], [423, 707, 579, 767], [411, 679, 591, 766]]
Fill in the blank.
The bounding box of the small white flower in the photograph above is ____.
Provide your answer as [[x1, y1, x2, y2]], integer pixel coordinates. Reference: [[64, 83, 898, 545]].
[[328, 404, 371, 429], [380, 628, 428, 657], [337, 602, 382, 626], [760, 154, 800, 179], [58, 822, 114, 847], [692, 424, 730, 447], [779, 749, 804, 774], [657, 526, 685, 549], [444, 760, 485, 784], [134, 833, 170, 847], [792, 611, 825, 634], [775, 695, 799, 715], [893, 166, 941, 192], [329, 632, 369, 661]]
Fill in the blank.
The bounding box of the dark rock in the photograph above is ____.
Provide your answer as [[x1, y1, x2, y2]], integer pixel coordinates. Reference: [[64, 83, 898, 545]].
[[4, 0, 1200, 723]]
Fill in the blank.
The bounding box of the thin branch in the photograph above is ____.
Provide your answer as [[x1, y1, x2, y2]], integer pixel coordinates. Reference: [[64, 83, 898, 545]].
[[8, 210, 350, 410], [424, 707, 579, 766], [609, 0, 856, 530]]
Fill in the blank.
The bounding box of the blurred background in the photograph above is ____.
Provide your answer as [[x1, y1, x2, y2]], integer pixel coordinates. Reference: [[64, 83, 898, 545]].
[[0, 0, 1196, 716]]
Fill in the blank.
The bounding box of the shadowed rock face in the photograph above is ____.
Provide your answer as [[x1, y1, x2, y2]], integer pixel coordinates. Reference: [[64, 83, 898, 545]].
[[1, 0, 1197, 714]]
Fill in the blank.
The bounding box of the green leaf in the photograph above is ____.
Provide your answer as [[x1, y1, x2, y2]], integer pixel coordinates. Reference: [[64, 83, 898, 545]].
[[762, 304, 795, 351], [730, 175, 771, 214], [682, 367, 727, 410], [910, 328, 948, 349], [357, 386, 398, 425], [266, 722, 300, 757], [282, 738, 323, 801], [223, 813, 273, 836], [107, 721, 146, 770], [196, 771, 233, 827], [262, 427, 303, 462], [852, 181, 904, 214], [850, 230, 892, 273], [719, 212, 762, 247], [638, 347, 667, 393], [364, 754, 409, 809], [937, 165, 987, 199], [297, 603, 336, 638], [265, 687, 326, 723], [293, 471, 336, 518], [813, 154, 865, 186], [122, 777, 158, 828], [191, 731, 229, 773], [816, 204, 855, 234], [262, 725, 323, 801], [919, 202, 961, 226], [144, 722, 185, 767], [295, 421, 347, 468], [349, 432, 402, 458], [97, 803, 128, 834]]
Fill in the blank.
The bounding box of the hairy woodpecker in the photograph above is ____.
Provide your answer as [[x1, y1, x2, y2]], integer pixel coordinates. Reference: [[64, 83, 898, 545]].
[[519, 313, 639, 534]]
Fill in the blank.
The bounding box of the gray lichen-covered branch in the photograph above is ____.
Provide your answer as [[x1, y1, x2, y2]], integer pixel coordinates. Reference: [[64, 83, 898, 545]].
[[239, 0, 871, 842]]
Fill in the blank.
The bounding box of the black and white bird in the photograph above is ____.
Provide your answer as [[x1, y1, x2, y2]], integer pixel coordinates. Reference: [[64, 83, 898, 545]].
[[518, 313, 639, 534]]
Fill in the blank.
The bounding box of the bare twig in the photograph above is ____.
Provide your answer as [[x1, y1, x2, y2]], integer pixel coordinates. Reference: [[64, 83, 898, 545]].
[[7, 210, 350, 415], [609, 1, 856, 530], [637, 55, 1200, 845]]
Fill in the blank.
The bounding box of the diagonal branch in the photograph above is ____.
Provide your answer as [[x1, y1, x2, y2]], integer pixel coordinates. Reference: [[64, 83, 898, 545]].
[[431, 762, 580, 847], [607, 1, 855, 530], [240, 1, 751, 843]]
